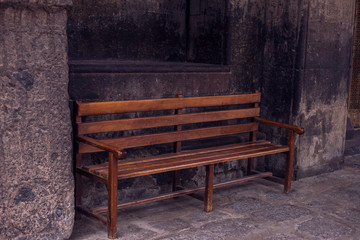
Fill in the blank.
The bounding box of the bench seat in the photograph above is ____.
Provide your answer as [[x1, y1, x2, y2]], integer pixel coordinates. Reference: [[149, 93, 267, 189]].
[[82, 140, 288, 180]]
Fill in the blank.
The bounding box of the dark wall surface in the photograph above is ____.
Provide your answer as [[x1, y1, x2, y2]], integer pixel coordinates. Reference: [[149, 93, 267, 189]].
[[294, 0, 354, 178], [68, 0, 227, 64], [68, 0, 187, 61], [260, 0, 353, 178], [68, 0, 355, 205], [68, 0, 265, 206]]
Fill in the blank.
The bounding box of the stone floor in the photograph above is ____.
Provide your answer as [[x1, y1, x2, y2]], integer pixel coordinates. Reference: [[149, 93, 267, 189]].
[[69, 130, 360, 240]]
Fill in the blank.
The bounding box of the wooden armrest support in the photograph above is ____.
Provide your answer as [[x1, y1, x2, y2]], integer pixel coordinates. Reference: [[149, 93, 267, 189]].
[[254, 117, 305, 135], [77, 135, 127, 159]]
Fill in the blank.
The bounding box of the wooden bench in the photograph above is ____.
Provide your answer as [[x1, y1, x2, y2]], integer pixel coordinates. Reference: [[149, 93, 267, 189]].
[[74, 91, 304, 238]]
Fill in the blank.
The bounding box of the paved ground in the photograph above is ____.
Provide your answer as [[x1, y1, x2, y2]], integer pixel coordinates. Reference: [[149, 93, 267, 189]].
[[70, 130, 360, 240]]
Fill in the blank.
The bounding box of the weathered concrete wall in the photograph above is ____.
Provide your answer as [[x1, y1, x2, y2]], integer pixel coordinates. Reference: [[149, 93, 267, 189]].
[[256, 0, 354, 178], [68, 0, 265, 207], [68, 0, 354, 206], [229, 0, 265, 92], [255, 0, 305, 176], [187, 0, 227, 64], [294, 0, 355, 178], [0, 1, 74, 239]]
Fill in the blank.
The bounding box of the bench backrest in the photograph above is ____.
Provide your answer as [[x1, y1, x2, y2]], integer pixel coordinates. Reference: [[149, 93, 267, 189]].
[[75, 92, 261, 154]]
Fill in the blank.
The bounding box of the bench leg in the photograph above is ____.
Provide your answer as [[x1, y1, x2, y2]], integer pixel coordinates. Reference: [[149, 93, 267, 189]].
[[172, 170, 180, 191], [107, 153, 118, 239], [284, 130, 295, 194], [205, 164, 214, 212], [247, 157, 255, 175], [247, 130, 256, 175]]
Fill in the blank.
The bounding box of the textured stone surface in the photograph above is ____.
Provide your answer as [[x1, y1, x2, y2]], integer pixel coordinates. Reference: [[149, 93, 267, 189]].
[[0, 0, 72, 7], [69, 154, 360, 239], [293, 0, 354, 178], [149, 218, 192, 232], [200, 218, 259, 238], [0, 1, 73, 239], [257, 0, 354, 179], [117, 224, 157, 240], [298, 217, 352, 239], [252, 204, 312, 222], [263, 234, 306, 240], [157, 229, 223, 240], [222, 196, 270, 212]]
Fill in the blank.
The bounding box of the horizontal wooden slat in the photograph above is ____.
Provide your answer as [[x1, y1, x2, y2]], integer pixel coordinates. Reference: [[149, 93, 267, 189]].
[[77, 206, 107, 226], [116, 145, 288, 179], [213, 171, 273, 188], [90, 143, 273, 174], [78, 108, 260, 134], [98, 144, 278, 175], [77, 93, 261, 116], [77, 135, 126, 159], [82, 142, 288, 179], [84, 140, 271, 172], [78, 123, 258, 153], [255, 117, 304, 135], [76, 167, 107, 184], [119, 140, 269, 167], [251, 170, 285, 184]]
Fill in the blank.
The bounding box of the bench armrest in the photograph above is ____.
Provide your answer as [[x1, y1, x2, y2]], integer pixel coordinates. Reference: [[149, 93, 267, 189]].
[[254, 117, 305, 135], [77, 135, 127, 159]]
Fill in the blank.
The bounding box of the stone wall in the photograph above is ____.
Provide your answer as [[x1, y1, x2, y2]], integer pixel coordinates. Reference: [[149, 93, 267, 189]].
[[67, 0, 354, 218], [294, 0, 355, 178], [255, 0, 354, 178], [68, 0, 265, 207], [229, 0, 354, 179], [0, 1, 74, 239]]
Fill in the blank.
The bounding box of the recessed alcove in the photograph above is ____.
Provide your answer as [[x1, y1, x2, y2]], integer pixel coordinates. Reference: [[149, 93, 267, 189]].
[[67, 0, 230, 66]]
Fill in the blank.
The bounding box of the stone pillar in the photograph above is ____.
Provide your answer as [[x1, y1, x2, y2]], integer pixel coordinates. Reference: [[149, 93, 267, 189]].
[[229, 0, 354, 179], [0, 1, 74, 239], [294, 0, 355, 178]]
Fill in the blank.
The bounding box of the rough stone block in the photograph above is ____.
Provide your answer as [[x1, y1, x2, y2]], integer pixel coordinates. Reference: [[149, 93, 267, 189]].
[[0, 1, 73, 239]]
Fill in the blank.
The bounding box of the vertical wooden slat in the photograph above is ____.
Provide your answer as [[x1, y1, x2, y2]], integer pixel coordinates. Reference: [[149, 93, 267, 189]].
[[247, 90, 259, 174], [204, 164, 214, 212], [107, 153, 118, 239], [284, 130, 295, 194], [173, 94, 183, 192]]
